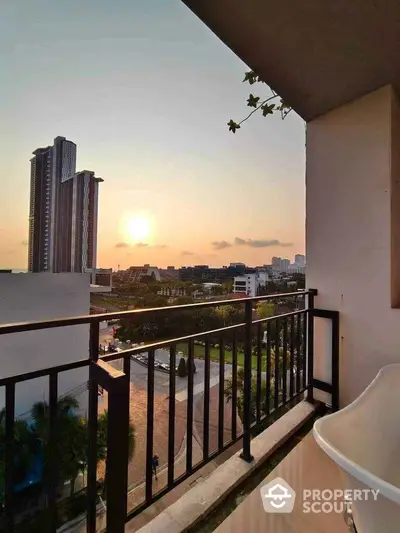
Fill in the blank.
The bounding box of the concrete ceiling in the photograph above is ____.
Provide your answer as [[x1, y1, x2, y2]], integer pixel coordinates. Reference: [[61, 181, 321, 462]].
[[182, 0, 400, 121]]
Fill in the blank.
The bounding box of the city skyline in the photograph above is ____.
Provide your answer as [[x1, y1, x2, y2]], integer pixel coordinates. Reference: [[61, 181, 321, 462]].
[[1, 1, 305, 270], [117, 253, 305, 271]]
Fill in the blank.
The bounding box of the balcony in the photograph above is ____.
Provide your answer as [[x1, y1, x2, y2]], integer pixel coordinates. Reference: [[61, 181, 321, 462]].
[[0, 291, 339, 532]]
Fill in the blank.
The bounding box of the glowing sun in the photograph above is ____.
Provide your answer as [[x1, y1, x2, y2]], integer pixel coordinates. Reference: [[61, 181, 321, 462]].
[[127, 215, 151, 242]]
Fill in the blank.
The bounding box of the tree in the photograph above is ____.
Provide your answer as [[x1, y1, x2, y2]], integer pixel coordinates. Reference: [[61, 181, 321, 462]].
[[31, 397, 136, 498], [97, 410, 135, 499], [31, 396, 86, 498], [174, 296, 194, 306], [215, 305, 244, 327], [210, 285, 223, 296], [0, 410, 39, 495], [227, 71, 292, 133], [224, 345, 291, 424], [177, 357, 187, 378], [140, 274, 156, 284], [224, 367, 272, 423], [256, 301, 275, 320], [221, 280, 233, 294]]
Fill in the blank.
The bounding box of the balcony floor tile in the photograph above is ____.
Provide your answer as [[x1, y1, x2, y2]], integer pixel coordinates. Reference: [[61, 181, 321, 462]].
[[214, 431, 348, 533]]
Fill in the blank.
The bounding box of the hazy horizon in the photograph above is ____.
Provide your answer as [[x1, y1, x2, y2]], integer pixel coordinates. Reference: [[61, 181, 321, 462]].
[[1, 0, 305, 271]]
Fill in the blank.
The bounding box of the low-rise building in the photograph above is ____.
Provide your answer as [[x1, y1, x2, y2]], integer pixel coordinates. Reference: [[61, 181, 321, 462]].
[[157, 285, 187, 297], [233, 273, 259, 297], [179, 264, 255, 283], [120, 264, 161, 282], [0, 273, 91, 415]]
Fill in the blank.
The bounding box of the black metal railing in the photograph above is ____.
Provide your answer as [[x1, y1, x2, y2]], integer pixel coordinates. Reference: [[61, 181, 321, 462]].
[[0, 290, 339, 532]]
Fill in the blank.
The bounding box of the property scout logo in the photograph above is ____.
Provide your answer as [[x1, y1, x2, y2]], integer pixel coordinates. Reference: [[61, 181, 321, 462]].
[[260, 477, 379, 514]]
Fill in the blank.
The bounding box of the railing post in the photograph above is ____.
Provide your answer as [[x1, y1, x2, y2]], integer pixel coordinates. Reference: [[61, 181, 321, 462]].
[[87, 321, 99, 533], [240, 299, 254, 463], [306, 289, 317, 402], [106, 367, 130, 532], [91, 359, 130, 533]]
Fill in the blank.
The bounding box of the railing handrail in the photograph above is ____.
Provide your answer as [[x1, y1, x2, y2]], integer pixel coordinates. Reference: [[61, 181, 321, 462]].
[[0, 308, 311, 387], [0, 290, 309, 335]]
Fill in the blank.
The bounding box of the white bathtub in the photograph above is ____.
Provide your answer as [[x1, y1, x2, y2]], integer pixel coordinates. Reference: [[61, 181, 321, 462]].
[[313, 364, 400, 533]]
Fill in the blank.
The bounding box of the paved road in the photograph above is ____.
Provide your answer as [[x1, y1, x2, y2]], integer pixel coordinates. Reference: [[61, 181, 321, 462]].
[[111, 347, 233, 399]]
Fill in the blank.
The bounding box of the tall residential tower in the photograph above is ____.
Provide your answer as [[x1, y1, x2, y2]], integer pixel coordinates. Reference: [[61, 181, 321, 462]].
[[28, 137, 102, 274]]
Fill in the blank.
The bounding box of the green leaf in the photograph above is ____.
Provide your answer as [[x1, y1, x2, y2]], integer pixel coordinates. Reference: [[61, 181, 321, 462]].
[[242, 71, 258, 85], [246, 94, 260, 108], [261, 103, 275, 116], [227, 119, 241, 133], [280, 99, 291, 110]]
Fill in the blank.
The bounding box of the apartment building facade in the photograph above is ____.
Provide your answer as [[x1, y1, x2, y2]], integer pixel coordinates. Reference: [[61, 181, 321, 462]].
[[28, 137, 102, 274]]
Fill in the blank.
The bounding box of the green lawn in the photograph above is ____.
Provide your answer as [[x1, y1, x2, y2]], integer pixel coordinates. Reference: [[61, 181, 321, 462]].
[[176, 342, 266, 371]]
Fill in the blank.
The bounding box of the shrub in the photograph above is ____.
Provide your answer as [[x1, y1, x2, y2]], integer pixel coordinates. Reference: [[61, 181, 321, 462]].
[[177, 357, 187, 377], [186, 358, 197, 375], [65, 493, 88, 520]]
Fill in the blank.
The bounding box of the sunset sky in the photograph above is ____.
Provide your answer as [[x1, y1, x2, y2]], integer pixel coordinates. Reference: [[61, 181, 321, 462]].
[[0, 0, 305, 270]]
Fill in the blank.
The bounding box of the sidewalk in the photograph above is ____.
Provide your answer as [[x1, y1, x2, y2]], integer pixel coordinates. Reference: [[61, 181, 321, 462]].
[[125, 439, 243, 532]]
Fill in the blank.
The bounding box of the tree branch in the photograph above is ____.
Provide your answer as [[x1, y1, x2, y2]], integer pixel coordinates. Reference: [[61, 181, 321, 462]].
[[238, 94, 278, 126]]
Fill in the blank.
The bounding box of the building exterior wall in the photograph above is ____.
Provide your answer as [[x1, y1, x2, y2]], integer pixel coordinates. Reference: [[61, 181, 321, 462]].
[[0, 273, 90, 415], [29, 137, 77, 273], [306, 85, 400, 407], [179, 265, 255, 283], [57, 177, 74, 272], [295, 254, 306, 267], [71, 171, 101, 274], [28, 147, 52, 272], [50, 137, 77, 272], [233, 273, 258, 297], [28, 138, 101, 276]]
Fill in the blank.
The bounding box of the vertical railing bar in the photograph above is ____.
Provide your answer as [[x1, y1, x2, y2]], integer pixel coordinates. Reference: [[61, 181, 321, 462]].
[[256, 323, 262, 424], [331, 311, 340, 412], [282, 318, 288, 404], [87, 321, 99, 533], [4, 382, 15, 533], [123, 354, 131, 377], [123, 353, 131, 502], [47, 371, 59, 533], [231, 331, 237, 440], [203, 339, 210, 461], [274, 318, 280, 409], [296, 313, 301, 395], [186, 340, 194, 473], [290, 314, 295, 400], [218, 337, 225, 450], [240, 300, 253, 463], [266, 321, 271, 416], [302, 313, 308, 392], [168, 345, 176, 488], [168, 344, 176, 488], [306, 290, 316, 401], [145, 349, 155, 504]]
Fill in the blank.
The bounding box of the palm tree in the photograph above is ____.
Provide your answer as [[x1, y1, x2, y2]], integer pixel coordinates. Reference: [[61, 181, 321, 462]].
[[97, 411, 135, 463], [224, 367, 274, 423], [97, 411, 136, 498], [31, 395, 85, 498], [0, 410, 39, 495], [31, 397, 136, 499]]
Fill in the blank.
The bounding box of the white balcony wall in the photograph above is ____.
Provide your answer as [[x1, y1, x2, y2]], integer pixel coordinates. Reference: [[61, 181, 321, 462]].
[[306, 85, 400, 407], [0, 273, 90, 416]]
